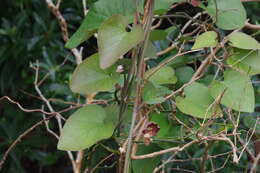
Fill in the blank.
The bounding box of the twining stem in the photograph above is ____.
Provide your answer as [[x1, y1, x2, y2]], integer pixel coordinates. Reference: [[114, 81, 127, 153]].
[[123, 1, 154, 173]]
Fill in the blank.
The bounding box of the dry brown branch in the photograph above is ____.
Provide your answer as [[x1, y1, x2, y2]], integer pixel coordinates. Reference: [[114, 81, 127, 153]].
[[33, 61, 76, 169], [45, 0, 82, 64], [245, 22, 260, 30]]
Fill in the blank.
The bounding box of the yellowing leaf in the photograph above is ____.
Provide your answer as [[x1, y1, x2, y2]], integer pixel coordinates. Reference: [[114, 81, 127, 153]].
[[192, 31, 218, 49]]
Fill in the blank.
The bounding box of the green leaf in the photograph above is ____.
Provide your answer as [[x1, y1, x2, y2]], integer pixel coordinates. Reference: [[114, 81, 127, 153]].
[[176, 82, 222, 119], [227, 49, 260, 75], [70, 54, 120, 94], [146, 66, 177, 85], [154, 0, 185, 12], [150, 113, 171, 137], [192, 31, 218, 49], [228, 32, 260, 50], [65, 0, 136, 49], [143, 82, 171, 104], [209, 70, 255, 112], [206, 0, 246, 30], [57, 105, 117, 151], [175, 66, 194, 85], [150, 30, 168, 40], [98, 15, 144, 69], [132, 144, 161, 173]]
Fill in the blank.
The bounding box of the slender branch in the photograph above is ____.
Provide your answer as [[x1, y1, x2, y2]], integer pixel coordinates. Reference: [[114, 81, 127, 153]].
[[123, 1, 154, 173]]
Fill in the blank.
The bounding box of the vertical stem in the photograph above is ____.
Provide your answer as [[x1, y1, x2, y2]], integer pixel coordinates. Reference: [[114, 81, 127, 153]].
[[123, 1, 154, 173]]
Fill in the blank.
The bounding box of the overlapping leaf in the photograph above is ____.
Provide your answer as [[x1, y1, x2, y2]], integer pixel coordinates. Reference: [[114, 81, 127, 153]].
[[176, 82, 222, 119], [98, 15, 144, 69], [70, 54, 120, 94], [146, 66, 177, 85], [206, 0, 246, 30], [65, 0, 136, 49], [192, 31, 218, 49], [227, 49, 260, 75], [209, 70, 255, 112]]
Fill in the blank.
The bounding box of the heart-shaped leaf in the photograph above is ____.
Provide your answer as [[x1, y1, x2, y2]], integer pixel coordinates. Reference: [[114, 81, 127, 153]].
[[70, 54, 120, 94], [57, 105, 117, 151], [227, 49, 260, 75], [176, 82, 222, 119], [65, 0, 136, 49], [98, 15, 144, 69], [192, 31, 218, 49], [228, 32, 260, 50], [209, 70, 255, 112], [206, 0, 246, 30], [146, 66, 177, 85]]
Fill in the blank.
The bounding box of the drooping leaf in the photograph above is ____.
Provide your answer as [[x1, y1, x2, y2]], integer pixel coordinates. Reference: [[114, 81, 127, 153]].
[[98, 15, 144, 69], [176, 82, 222, 119], [227, 49, 260, 75], [209, 70, 255, 112], [70, 54, 120, 94], [143, 82, 171, 104], [146, 66, 177, 85], [206, 0, 246, 30], [65, 0, 136, 49], [192, 31, 218, 49], [57, 105, 117, 151], [132, 144, 161, 173], [228, 32, 260, 50]]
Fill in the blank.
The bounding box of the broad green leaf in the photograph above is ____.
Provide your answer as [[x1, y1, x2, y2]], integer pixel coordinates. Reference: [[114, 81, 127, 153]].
[[176, 82, 222, 119], [65, 0, 136, 49], [227, 49, 260, 75], [209, 70, 255, 112], [228, 32, 260, 50], [70, 54, 120, 94], [146, 66, 177, 85], [192, 31, 218, 49], [132, 144, 161, 173], [98, 15, 144, 69], [57, 105, 117, 151], [143, 82, 171, 104], [206, 0, 246, 30]]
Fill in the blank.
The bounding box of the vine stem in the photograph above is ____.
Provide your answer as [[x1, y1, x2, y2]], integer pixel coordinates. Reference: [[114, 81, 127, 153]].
[[123, 1, 154, 173]]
